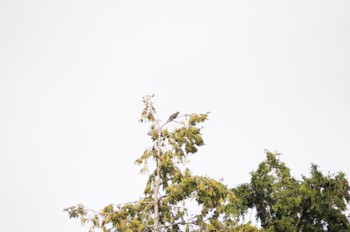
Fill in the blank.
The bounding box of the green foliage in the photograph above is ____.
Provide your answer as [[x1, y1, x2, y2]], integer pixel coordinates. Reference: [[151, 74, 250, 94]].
[[233, 151, 350, 232], [65, 95, 242, 231], [65, 95, 349, 231]]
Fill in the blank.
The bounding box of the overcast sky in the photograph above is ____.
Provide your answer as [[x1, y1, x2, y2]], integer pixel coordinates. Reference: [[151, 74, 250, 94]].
[[1, 1, 350, 231]]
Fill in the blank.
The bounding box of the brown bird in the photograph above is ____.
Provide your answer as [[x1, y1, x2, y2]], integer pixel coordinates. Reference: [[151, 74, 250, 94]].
[[166, 111, 180, 123]]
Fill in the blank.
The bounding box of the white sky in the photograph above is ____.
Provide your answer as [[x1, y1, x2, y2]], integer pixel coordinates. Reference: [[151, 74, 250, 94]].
[[1, 1, 350, 231]]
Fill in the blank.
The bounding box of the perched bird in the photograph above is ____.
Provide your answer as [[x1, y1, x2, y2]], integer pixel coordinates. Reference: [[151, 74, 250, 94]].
[[166, 111, 180, 123]]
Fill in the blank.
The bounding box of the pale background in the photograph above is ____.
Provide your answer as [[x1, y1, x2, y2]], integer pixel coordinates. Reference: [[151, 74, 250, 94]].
[[1, 1, 350, 231]]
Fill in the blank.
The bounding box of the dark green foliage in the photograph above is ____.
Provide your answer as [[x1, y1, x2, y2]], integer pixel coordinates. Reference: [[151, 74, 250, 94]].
[[233, 151, 350, 232]]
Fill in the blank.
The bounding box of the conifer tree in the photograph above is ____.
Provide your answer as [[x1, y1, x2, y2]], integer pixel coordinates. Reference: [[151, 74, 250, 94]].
[[233, 151, 350, 232], [65, 95, 244, 232]]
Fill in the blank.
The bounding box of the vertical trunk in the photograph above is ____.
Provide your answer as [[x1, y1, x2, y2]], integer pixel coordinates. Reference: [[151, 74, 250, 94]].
[[153, 125, 161, 232], [296, 199, 308, 231], [154, 159, 160, 232]]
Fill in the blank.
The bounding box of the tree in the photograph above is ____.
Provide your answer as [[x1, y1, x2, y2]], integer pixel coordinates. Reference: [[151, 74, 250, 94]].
[[233, 151, 350, 232], [65, 95, 251, 232]]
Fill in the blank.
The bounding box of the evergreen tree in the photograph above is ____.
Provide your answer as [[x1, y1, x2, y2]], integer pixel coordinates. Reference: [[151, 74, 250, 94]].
[[233, 151, 350, 232], [65, 95, 248, 232]]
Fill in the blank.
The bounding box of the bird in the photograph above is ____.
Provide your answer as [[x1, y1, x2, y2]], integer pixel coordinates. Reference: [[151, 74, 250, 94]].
[[166, 111, 180, 123]]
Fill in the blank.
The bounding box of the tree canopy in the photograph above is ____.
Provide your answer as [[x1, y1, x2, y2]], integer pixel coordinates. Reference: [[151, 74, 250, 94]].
[[233, 151, 350, 231], [65, 95, 245, 231], [65, 95, 350, 232]]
